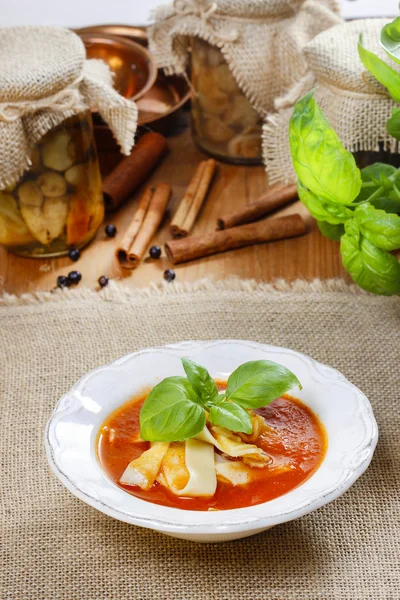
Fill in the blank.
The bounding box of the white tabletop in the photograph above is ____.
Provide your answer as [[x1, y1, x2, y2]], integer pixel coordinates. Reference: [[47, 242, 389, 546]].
[[0, 0, 398, 28]]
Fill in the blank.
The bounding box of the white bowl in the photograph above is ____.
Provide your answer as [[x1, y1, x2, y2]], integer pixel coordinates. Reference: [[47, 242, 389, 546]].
[[45, 340, 378, 543]]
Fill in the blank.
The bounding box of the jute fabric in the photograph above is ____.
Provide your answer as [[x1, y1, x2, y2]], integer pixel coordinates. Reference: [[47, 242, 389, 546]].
[[149, 0, 340, 115], [264, 18, 399, 185], [1, 279, 399, 600], [0, 26, 137, 190]]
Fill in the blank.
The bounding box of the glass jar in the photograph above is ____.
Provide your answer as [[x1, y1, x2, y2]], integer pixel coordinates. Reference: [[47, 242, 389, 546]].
[[0, 111, 104, 257], [190, 37, 263, 165]]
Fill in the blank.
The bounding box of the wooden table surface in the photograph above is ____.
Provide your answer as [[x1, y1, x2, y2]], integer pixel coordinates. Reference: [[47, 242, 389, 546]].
[[0, 117, 347, 296]]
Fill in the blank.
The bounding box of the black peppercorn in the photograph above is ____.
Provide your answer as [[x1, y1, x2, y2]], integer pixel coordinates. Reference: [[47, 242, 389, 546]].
[[68, 248, 81, 262], [105, 224, 117, 238], [98, 275, 109, 288], [57, 275, 70, 289], [68, 271, 82, 285], [163, 269, 176, 282], [149, 245, 162, 259]]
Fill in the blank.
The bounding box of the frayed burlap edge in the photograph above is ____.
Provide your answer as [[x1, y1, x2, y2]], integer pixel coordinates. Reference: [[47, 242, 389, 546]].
[[0, 278, 371, 307]]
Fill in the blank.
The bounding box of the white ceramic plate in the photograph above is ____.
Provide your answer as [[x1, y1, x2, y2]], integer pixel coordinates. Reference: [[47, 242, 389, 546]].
[[45, 340, 378, 543]]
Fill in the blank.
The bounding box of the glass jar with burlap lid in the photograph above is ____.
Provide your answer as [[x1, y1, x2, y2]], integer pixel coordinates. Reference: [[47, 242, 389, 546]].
[[149, 0, 340, 165], [0, 26, 137, 258], [264, 18, 400, 185]]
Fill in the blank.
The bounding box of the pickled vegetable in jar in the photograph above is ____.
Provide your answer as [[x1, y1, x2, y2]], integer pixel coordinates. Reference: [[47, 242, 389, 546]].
[[0, 112, 103, 257], [150, 0, 340, 169], [191, 38, 263, 165], [0, 26, 138, 258]]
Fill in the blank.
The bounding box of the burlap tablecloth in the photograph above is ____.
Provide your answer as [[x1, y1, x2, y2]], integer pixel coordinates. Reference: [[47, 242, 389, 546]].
[[1, 279, 399, 600]]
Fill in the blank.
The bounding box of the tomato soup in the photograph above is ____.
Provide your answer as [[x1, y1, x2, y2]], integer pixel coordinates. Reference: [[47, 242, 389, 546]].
[[97, 383, 327, 511]]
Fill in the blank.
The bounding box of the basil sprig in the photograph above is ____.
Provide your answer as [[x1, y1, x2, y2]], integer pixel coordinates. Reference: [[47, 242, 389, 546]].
[[289, 19, 400, 296], [139, 359, 301, 442]]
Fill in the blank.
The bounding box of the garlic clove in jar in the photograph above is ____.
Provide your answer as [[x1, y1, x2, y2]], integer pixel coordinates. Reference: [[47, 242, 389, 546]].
[[37, 171, 67, 198], [0, 192, 35, 246], [228, 132, 262, 159], [201, 114, 234, 144], [18, 205, 50, 245], [223, 95, 260, 129], [42, 195, 69, 241], [18, 180, 67, 245], [197, 90, 229, 116], [18, 180, 43, 207], [18, 181, 49, 243], [64, 163, 89, 188], [41, 130, 75, 172]]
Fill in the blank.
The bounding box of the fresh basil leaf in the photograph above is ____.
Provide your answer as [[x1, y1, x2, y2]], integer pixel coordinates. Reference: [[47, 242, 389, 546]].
[[226, 360, 302, 409], [208, 402, 252, 434], [140, 376, 205, 442], [340, 220, 400, 295], [289, 91, 361, 204], [381, 17, 400, 65], [358, 33, 400, 103], [317, 221, 345, 241], [181, 358, 219, 406], [354, 203, 400, 250], [387, 107, 400, 140], [356, 163, 395, 201], [354, 163, 400, 213], [298, 182, 353, 225], [373, 194, 400, 214]]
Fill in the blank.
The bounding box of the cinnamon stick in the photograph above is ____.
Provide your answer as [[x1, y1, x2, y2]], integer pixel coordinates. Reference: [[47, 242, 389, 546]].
[[170, 159, 216, 238], [217, 184, 298, 230], [102, 132, 168, 212], [181, 159, 216, 236], [117, 183, 172, 269], [170, 162, 206, 237], [165, 214, 306, 265], [116, 186, 153, 265]]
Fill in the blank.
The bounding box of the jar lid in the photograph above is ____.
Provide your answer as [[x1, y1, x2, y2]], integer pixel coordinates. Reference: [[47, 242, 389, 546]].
[[149, 0, 340, 113], [0, 26, 137, 190], [0, 27, 85, 103], [304, 18, 396, 94]]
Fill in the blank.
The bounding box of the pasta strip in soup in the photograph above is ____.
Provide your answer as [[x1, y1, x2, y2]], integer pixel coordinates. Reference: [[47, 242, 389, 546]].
[[119, 441, 169, 490], [157, 439, 217, 497]]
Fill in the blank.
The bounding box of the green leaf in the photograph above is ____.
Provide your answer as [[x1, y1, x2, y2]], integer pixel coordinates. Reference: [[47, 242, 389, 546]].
[[298, 182, 353, 225], [208, 402, 252, 434], [340, 220, 400, 295], [354, 203, 400, 250], [387, 107, 400, 140], [317, 221, 345, 241], [355, 163, 400, 213], [381, 17, 400, 65], [373, 194, 400, 213], [225, 360, 302, 410], [140, 376, 205, 442], [289, 91, 362, 204], [181, 358, 219, 406], [358, 33, 400, 103]]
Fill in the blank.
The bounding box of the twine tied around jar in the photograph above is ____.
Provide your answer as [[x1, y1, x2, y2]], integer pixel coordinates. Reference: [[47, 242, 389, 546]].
[[172, 0, 239, 42], [0, 82, 84, 123]]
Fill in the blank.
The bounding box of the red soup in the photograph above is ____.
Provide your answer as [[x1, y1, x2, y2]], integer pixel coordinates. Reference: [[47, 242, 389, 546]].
[[97, 382, 327, 511]]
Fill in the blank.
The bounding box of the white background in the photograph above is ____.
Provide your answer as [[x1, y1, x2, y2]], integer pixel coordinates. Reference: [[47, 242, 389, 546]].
[[0, 0, 398, 28]]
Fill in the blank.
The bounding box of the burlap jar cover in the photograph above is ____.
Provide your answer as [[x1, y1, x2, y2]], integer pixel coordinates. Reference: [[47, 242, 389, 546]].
[[0, 26, 138, 190], [264, 18, 399, 185], [149, 0, 341, 119]]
